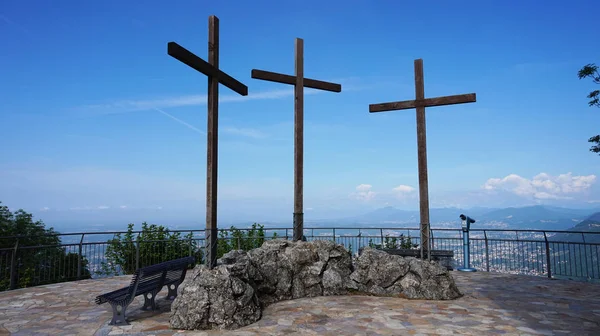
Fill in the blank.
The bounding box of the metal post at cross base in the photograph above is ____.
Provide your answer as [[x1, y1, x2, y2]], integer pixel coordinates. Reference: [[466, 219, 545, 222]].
[[250, 38, 342, 241], [368, 59, 477, 261], [167, 15, 248, 269]]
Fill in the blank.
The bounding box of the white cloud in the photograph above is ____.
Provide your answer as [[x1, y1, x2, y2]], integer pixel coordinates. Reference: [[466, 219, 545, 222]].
[[350, 184, 376, 201], [40, 207, 50, 211], [391, 184, 417, 201], [222, 126, 267, 139], [393, 185, 416, 193], [68, 205, 110, 210], [119, 205, 127, 209], [356, 184, 372, 192], [483, 172, 597, 200], [69, 206, 93, 211]]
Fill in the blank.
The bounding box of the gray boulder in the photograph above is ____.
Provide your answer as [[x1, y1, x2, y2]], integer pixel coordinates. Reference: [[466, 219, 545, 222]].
[[169, 240, 461, 331], [169, 251, 261, 330], [347, 248, 462, 300]]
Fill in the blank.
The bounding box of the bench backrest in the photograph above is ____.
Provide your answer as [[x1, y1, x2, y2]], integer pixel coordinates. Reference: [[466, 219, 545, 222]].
[[127, 256, 195, 297]]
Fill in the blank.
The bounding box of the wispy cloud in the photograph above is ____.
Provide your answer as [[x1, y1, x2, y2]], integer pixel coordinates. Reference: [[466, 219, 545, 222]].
[[153, 107, 205, 134], [222, 126, 267, 139], [511, 61, 577, 74], [64, 134, 112, 141], [77, 88, 309, 115], [74, 75, 373, 116], [153, 107, 268, 138], [0, 13, 34, 38], [131, 18, 146, 29]]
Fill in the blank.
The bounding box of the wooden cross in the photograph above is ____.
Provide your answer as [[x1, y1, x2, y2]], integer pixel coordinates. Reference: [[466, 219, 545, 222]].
[[167, 15, 248, 269], [369, 59, 476, 260], [251, 38, 342, 241]]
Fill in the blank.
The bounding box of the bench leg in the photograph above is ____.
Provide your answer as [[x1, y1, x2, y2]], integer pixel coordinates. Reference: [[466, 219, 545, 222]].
[[166, 282, 180, 300], [142, 290, 160, 311], [109, 303, 129, 326]]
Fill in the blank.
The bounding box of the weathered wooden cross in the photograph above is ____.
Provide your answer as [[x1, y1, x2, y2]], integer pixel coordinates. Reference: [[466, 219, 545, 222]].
[[167, 15, 248, 269], [251, 38, 342, 241], [369, 59, 476, 260]]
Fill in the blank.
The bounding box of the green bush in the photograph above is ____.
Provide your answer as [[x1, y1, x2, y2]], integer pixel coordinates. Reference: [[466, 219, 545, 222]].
[[216, 223, 276, 258], [99, 222, 203, 276], [384, 233, 419, 249], [99, 222, 283, 275]]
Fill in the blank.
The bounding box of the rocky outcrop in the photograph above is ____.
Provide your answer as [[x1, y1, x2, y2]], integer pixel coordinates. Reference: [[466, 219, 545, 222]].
[[348, 248, 462, 300], [169, 250, 262, 330], [169, 239, 462, 331]]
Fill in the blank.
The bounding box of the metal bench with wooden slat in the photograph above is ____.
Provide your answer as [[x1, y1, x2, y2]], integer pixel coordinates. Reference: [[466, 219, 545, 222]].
[[95, 256, 195, 325]]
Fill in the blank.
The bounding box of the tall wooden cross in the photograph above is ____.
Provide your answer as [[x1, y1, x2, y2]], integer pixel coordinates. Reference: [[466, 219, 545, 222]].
[[369, 59, 476, 260], [251, 38, 342, 241], [167, 15, 248, 269]]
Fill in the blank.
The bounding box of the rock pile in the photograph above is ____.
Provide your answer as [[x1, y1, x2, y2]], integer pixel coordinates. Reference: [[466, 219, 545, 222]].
[[169, 239, 462, 331], [348, 248, 462, 300]]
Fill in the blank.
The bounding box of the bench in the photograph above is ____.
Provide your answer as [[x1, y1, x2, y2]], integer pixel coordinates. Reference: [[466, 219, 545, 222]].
[[95, 256, 195, 325]]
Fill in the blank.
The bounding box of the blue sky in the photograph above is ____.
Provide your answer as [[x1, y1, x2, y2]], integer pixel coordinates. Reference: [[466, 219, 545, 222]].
[[1, 0, 599, 227]]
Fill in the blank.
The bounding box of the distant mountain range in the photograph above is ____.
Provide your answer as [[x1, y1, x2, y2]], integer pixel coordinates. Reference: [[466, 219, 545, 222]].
[[324, 205, 600, 231], [552, 211, 600, 243]]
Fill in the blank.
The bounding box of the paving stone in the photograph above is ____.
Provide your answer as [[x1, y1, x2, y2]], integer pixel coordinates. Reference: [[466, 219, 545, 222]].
[[0, 272, 599, 335]]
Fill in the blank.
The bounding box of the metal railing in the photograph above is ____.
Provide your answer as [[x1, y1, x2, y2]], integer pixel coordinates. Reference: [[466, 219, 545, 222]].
[[1, 227, 599, 291]]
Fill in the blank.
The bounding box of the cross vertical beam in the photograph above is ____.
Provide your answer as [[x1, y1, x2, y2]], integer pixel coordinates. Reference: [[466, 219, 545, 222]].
[[368, 59, 476, 261], [206, 16, 219, 270], [414, 59, 430, 261], [294, 39, 304, 242], [167, 15, 248, 269], [251, 38, 342, 241]]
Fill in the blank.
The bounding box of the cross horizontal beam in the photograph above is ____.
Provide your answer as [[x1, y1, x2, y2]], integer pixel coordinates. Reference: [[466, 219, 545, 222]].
[[251, 69, 341, 93], [369, 93, 476, 113], [168, 42, 248, 96]]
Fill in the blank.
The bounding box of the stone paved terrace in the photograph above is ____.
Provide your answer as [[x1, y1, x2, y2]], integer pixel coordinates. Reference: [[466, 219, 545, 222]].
[[0, 271, 599, 336]]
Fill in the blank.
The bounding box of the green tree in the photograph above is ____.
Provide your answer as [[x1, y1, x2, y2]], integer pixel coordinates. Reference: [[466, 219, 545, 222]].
[[577, 63, 600, 155], [99, 222, 203, 276], [398, 233, 419, 249], [216, 223, 270, 258], [383, 233, 418, 249], [0, 202, 90, 291], [383, 235, 398, 249]]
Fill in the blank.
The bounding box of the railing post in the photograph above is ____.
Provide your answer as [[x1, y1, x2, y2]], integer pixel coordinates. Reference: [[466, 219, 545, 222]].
[[135, 233, 141, 271], [582, 233, 588, 279], [77, 234, 85, 279], [430, 230, 435, 250], [484, 230, 490, 272], [544, 232, 552, 279], [285, 229, 289, 240], [333, 228, 336, 243], [9, 239, 19, 290], [188, 232, 193, 257], [380, 229, 384, 247]]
